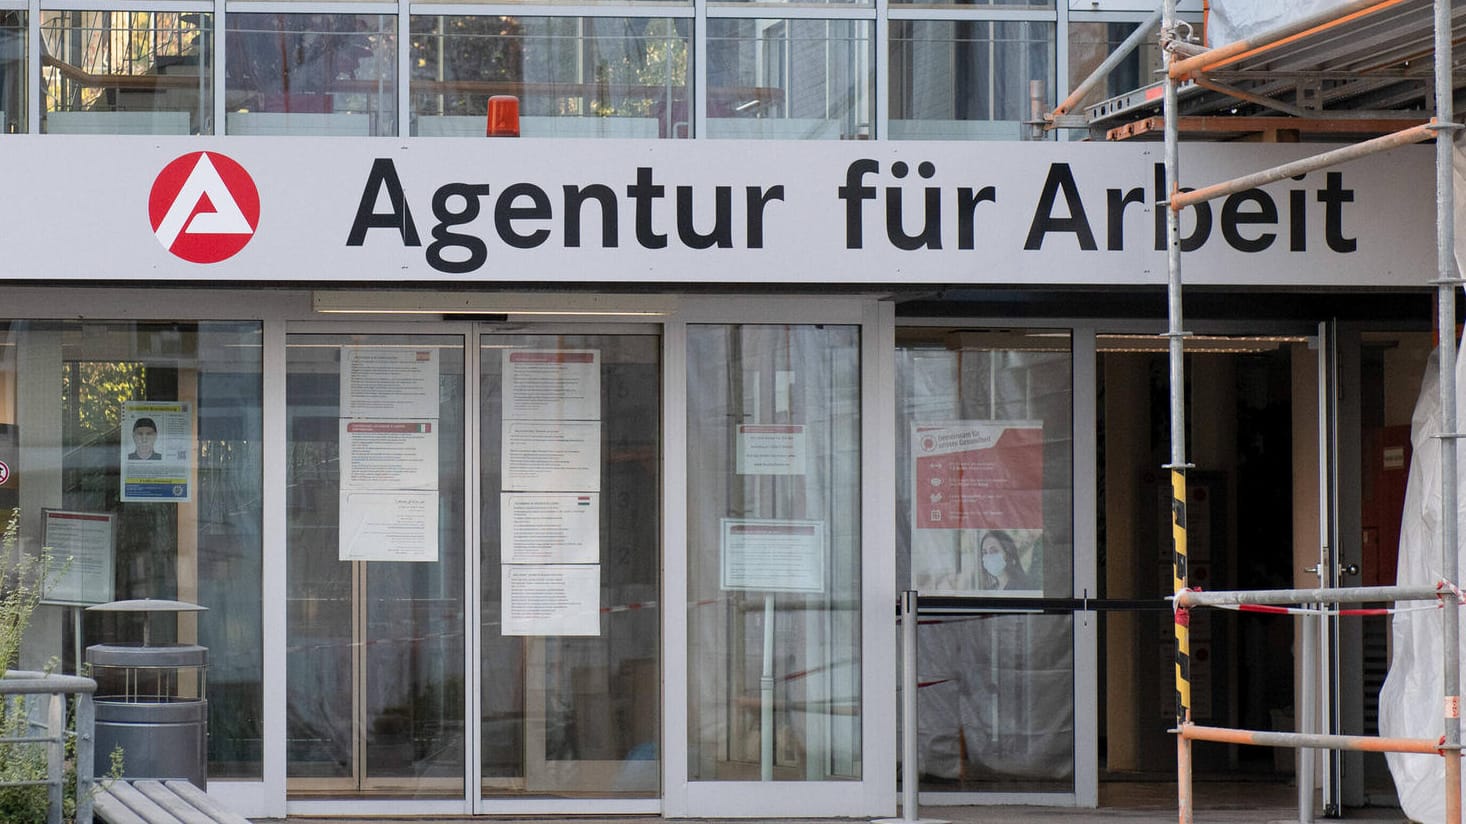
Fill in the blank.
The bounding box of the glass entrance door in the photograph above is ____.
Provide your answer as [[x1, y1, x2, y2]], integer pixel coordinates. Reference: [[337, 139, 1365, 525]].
[[285, 332, 467, 797], [283, 323, 663, 807], [477, 329, 661, 801]]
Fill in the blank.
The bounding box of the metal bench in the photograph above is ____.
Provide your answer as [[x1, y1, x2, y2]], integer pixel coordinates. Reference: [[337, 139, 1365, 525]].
[[93, 780, 250, 824]]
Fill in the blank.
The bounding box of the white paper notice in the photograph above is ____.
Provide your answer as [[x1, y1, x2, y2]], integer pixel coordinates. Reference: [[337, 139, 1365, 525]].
[[340, 491, 439, 562], [736, 424, 807, 475], [503, 350, 601, 421], [341, 420, 438, 491], [502, 564, 601, 636], [40, 510, 115, 606], [341, 347, 440, 420], [502, 493, 599, 564], [502, 420, 601, 492], [720, 518, 827, 594]]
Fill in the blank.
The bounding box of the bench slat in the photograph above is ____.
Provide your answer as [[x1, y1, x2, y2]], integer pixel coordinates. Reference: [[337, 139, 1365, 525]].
[[161, 780, 253, 824], [133, 780, 218, 824], [101, 781, 186, 824], [93, 787, 150, 824]]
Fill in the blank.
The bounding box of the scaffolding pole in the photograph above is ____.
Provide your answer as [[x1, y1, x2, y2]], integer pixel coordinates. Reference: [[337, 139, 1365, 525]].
[[1432, 0, 1462, 818], [1161, 3, 1193, 824], [1155, 0, 1463, 820]]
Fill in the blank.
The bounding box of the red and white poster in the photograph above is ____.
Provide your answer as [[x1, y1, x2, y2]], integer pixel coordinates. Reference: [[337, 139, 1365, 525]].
[[911, 421, 1044, 595]]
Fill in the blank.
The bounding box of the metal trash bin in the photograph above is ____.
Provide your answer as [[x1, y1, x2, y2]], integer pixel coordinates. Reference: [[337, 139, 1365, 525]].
[[86, 599, 208, 789]]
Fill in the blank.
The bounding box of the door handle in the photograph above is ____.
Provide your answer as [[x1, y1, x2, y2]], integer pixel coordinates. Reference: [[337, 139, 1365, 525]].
[[1304, 563, 1360, 578]]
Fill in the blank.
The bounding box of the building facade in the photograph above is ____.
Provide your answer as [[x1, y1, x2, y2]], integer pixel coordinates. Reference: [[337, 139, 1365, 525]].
[[0, 0, 1438, 817]]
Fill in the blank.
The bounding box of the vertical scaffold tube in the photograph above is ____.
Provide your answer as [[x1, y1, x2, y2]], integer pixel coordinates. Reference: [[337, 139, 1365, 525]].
[[1434, 0, 1461, 821], [1162, 1, 1192, 822]]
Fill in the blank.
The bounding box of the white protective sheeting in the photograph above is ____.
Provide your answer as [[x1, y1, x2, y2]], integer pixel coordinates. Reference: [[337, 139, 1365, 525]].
[[1377, 135, 1466, 824], [1205, 1, 1348, 47]]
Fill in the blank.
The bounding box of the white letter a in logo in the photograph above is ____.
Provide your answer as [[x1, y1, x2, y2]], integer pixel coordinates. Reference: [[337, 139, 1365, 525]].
[[154, 153, 253, 250]]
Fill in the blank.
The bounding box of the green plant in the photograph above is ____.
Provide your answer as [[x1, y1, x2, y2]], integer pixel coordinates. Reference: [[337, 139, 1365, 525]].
[[0, 509, 118, 823], [0, 509, 47, 678]]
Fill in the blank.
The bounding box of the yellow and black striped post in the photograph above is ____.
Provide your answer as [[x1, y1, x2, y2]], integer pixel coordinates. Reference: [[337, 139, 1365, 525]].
[[1172, 468, 1190, 728]]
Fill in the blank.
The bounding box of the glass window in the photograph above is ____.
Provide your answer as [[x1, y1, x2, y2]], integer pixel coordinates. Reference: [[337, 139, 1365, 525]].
[[285, 334, 465, 797], [225, 14, 396, 136], [41, 11, 212, 134], [895, 327, 1074, 791], [706, 18, 872, 139], [410, 16, 689, 139], [0, 320, 264, 779], [1, 11, 23, 133], [686, 324, 862, 781], [889, 20, 1054, 140], [890, 0, 1052, 7]]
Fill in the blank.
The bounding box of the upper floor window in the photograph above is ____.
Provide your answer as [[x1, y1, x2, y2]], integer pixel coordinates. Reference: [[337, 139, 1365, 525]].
[[889, 20, 1054, 140], [410, 15, 690, 138], [225, 13, 397, 136], [706, 18, 872, 140], [1, 11, 23, 133], [42, 10, 213, 134]]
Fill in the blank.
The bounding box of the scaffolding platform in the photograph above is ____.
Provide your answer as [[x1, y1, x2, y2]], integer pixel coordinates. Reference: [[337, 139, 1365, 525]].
[[1085, 0, 1466, 141]]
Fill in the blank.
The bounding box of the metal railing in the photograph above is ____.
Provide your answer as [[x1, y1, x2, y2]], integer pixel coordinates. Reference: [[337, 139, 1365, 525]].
[[0, 670, 97, 824]]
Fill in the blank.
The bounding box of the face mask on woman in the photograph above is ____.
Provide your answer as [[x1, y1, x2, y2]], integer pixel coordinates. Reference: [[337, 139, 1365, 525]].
[[982, 551, 1007, 577]]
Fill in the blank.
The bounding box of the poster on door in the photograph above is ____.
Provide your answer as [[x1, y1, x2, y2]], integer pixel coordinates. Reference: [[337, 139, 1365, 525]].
[[736, 424, 807, 475], [340, 420, 438, 491], [340, 347, 440, 420], [501, 493, 599, 564], [502, 563, 601, 636], [340, 490, 439, 562], [120, 401, 193, 502], [502, 350, 600, 421], [910, 420, 1044, 596], [720, 518, 827, 594]]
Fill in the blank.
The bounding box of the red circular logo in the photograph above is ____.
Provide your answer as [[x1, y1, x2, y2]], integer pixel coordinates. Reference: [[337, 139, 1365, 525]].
[[0, 461, 9, 485], [148, 151, 261, 264]]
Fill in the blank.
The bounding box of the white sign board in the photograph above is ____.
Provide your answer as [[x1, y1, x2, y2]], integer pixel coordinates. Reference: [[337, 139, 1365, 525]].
[[0, 137, 1435, 288], [40, 510, 115, 606]]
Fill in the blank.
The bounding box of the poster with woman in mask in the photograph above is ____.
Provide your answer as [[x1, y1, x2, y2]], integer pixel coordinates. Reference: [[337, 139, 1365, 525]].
[[909, 420, 1043, 596]]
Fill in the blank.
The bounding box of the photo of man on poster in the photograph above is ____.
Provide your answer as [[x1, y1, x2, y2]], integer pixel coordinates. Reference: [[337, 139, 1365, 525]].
[[127, 417, 163, 461]]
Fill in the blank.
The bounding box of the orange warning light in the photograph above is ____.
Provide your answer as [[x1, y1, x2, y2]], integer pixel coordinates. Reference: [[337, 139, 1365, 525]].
[[486, 95, 520, 137]]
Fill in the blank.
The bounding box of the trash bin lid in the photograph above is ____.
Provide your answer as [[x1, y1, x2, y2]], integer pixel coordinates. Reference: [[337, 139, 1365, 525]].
[[87, 599, 207, 613]]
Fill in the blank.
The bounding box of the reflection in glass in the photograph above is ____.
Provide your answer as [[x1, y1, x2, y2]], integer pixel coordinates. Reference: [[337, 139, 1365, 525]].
[[1, 11, 23, 133], [686, 324, 861, 781], [226, 14, 397, 136], [479, 333, 661, 796], [285, 336, 465, 796], [410, 16, 689, 138], [706, 19, 872, 139], [889, 20, 1054, 140], [1067, 21, 1160, 116], [895, 328, 1074, 791], [0, 321, 264, 778], [41, 11, 213, 134]]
